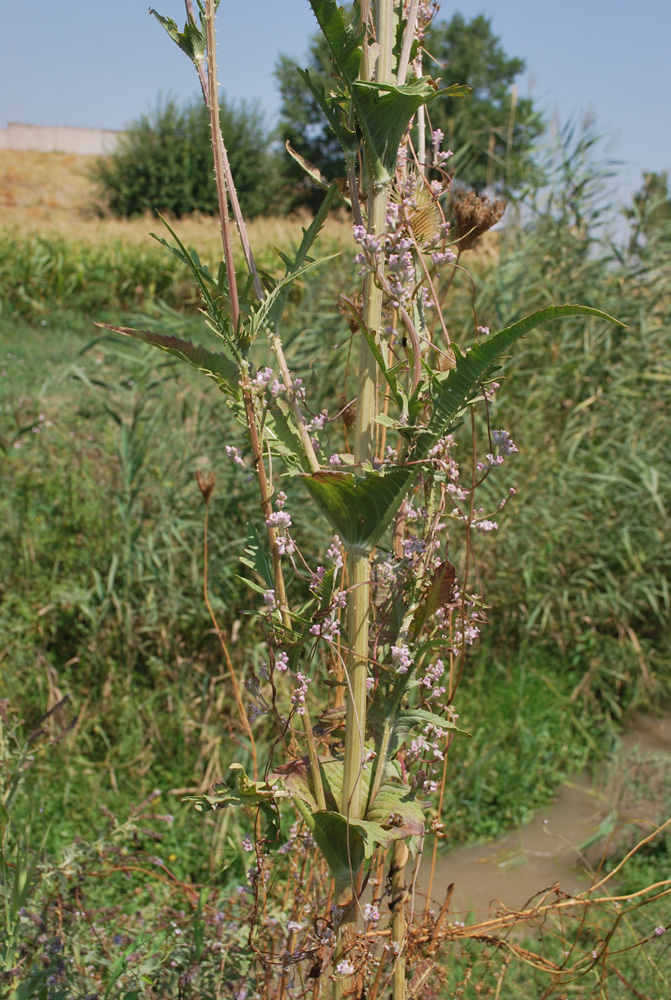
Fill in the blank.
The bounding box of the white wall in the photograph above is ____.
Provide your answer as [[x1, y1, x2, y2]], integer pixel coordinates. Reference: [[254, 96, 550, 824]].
[[0, 122, 123, 155]]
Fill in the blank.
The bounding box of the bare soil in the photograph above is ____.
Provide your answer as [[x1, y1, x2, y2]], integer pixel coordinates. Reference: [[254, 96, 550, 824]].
[[421, 712, 671, 919]]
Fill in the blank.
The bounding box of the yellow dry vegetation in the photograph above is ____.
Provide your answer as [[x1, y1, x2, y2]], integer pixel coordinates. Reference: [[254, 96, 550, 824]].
[[0, 149, 355, 260], [0, 148, 498, 272]]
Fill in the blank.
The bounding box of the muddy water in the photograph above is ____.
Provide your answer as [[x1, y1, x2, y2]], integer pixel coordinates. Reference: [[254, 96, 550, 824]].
[[417, 713, 671, 920]]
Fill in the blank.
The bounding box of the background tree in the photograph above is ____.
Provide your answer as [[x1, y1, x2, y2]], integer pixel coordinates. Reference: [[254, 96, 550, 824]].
[[275, 11, 544, 211], [426, 14, 544, 192], [92, 94, 277, 219]]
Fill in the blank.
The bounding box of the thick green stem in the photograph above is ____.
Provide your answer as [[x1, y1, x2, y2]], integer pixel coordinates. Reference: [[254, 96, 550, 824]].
[[390, 840, 409, 1000], [342, 0, 394, 823], [333, 5, 397, 1000], [341, 547, 370, 821]]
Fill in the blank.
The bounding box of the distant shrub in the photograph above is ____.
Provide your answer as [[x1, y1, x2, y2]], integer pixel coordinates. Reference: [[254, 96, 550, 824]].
[[91, 94, 277, 219]]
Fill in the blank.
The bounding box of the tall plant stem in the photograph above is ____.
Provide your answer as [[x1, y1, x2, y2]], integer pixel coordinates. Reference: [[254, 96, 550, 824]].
[[193, 0, 263, 303], [390, 840, 410, 1000], [341, 0, 395, 825], [203, 0, 241, 325], [335, 5, 396, 999], [199, 0, 325, 813], [197, 0, 317, 468]]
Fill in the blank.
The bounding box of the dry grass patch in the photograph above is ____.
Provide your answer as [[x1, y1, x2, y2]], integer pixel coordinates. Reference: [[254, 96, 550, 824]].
[[0, 148, 354, 260]]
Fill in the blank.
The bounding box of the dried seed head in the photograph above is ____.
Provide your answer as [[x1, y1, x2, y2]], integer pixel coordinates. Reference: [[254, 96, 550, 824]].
[[196, 470, 215, 504], [406, 180, 443, 244], [393, 174, 443, 245], [339, 394, 356, 429], [339, 293, 363, 335], [452, 190, 506, 251]]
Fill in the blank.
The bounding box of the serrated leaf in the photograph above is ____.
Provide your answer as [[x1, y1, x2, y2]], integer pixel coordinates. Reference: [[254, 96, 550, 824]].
[[307, 0, 363, 88], [298, 68, 360, 157], [390, 708, 465, 751], [410, 558, 458, 638], [302, 467, 412, 551], [424, 305, 626, 444], [285, 142, 350, 205], [251, 244, 340, 341], [149, 1, 219, 66], [273, 183, 339, 286], [442, 82, 470, 99], [265, 401, 313, 473], [151, 217, 242, 357], [239, 524, 274, 590], [95, 324, 240, 399]]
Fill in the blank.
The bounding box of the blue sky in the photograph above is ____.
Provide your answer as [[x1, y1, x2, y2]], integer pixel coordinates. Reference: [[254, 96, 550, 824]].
[[2, 1, 669, 208]]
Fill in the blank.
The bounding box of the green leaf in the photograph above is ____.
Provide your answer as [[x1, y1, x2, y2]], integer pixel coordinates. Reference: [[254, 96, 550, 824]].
[[441, 82, 471, 100], [285, 143, 350, 204], [310, 810, 366, 880], [149, 2, 219, 67], [423, 305, 626, 446], [264, 183, 340, 336], [95, 324, 240, 399], [298, 68, 359, 158], [307, 807, 413, 882], [239, 524, 273, 590], [275, 755, 349, 811], [353, 77, 440, 178], [151, 217, 242, 357], [276, 754, 424, 855], [307, 0, 363, 88], [364, 776, 425, 838], [265, 403, 312, 473], [302, 467, 413, 551], [184, 763, 287, 813], [409, 559, 458, 639], [250, 249, 340, 343], [387, 708, 466, 756]]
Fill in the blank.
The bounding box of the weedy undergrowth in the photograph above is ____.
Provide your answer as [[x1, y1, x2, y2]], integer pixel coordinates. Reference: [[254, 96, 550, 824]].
[[97, 2, 632, 998]]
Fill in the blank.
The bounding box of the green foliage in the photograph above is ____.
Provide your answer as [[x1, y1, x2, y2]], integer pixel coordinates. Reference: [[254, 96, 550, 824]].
[[625, 170, 671, 253], [303, 304, 620, 552], [0, 320, 259, 689], [275, 10, 544, 209], [455, 128, 671, 710], [0, 231, 190, 321], [91, 94, 277, 219]]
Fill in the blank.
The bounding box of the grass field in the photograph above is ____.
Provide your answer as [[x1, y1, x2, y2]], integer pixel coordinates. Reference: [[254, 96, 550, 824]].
[[1, 148, 670, 997]]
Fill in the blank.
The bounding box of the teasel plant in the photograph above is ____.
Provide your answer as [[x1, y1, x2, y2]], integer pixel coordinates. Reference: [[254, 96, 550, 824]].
[[98, 1, 622, 996]]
